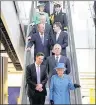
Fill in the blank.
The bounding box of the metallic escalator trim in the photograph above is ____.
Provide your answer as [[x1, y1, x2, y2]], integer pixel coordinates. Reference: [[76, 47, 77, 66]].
[[0, 19, 22, 70], [19, 1, 35, 103], [66, 1, 82, 104]]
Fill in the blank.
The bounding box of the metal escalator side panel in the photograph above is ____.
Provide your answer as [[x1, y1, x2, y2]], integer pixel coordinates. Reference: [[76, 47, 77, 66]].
[[19, 1, 35, 104], [65, 1, 82, 104]]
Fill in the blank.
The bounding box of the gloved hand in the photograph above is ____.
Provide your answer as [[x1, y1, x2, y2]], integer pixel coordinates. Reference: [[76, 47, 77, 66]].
[[64, 70, 70, 75], [50, 100, 54, 105], [64, 26, 68, 31], [74, 84, 81, 88]]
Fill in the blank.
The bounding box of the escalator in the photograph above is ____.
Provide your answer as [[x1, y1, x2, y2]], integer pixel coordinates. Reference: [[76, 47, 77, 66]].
[[66, 1, 82, 104], [19, 1, 82, 104]]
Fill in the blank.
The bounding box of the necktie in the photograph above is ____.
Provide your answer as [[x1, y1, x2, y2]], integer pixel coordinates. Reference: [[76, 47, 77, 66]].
[[55, 56, 59, 65], [41, 35, 44, 45], [56, 33, 59, 41], [37, 66, 40, 84]]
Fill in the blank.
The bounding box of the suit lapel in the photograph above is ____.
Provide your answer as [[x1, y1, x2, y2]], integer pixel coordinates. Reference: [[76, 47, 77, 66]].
[[53, 33, 56, 43], [44, 32, 48, 45], [32, 64, 37, 81], [45, 24, 47, 32], [40, 65, 43, 81], [59, 55, 62, 62], [38, 32, 44, 45], [52, 55, 57, 66]]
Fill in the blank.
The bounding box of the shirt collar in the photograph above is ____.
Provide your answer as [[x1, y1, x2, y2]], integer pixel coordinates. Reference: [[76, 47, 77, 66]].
[[39, 32, 44, 36], [56, 11, 60, 15], [55, 55, 61, 59], [57, 74, 64, 78], [35, 62, 40, 67], [57, 30, 61, 34]]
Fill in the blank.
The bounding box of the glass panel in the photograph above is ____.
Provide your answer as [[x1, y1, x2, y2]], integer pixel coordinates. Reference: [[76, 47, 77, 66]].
[[17, 1, 32, 24], [69, 1, 95, 48], [76, 49, 95, 72]]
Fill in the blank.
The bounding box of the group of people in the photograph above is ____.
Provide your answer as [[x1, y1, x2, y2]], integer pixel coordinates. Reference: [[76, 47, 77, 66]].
[[26, 2, 81, 105]]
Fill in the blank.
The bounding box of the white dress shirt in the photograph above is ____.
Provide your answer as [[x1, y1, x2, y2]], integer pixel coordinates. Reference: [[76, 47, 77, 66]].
[[56, 30, 61, 41], [39, 32, 44, 38], [55, 55, 61, 62]]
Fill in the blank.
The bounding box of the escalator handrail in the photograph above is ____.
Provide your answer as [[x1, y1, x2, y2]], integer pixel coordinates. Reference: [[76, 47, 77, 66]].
[[19, 23, 34, 104], [66, 1, 82, 104], [19, 1, 35, 104]]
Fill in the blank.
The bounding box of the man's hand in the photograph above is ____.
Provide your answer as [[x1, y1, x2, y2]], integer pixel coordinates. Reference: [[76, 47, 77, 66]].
[[38, 88, 43, 92], [35, 84, 43, 92], [37, 84, 43, 88], [26, 47, 31, 51], [50, 100, 54, 105], [74, 84, 81, 88], [27, 36, 31, 40], [35, 86, 39, 91]]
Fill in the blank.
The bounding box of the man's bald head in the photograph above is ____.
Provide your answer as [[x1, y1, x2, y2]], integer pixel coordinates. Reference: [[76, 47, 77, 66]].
[[37, 23, 45, 34]]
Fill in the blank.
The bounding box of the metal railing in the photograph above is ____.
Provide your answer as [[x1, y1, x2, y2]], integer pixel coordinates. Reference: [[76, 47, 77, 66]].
[[19, 1, 82, 104], [19, 23, 33, 104], [66, 1, 82, 104], [19, 1, 35, 104]]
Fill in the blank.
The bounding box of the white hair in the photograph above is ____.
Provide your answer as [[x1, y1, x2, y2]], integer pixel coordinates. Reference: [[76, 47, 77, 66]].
[[53, 44, 62, 50]]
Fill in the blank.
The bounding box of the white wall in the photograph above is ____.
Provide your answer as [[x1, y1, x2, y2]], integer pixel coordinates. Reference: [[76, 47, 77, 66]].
[[70, 1, 95, 73], [1, 1, 25, 68], [8, 73, 22, 87], [70, 1, 95, 104]]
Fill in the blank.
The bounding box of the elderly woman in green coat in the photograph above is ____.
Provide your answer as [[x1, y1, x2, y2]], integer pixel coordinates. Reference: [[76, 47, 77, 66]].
[[50, 63, 81, 105], [32, 3, 50, 25]]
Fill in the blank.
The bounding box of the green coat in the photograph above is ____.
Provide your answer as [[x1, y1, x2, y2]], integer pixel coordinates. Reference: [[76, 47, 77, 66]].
[[32, 12, 50, 24]]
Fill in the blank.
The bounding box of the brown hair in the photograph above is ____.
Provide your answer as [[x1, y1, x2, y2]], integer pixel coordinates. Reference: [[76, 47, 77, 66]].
[[53, 22, 62, 29], [36, 52, 44, 57]]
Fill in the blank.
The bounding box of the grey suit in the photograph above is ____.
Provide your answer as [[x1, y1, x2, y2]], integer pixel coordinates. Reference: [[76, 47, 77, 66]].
[[51, 31, 68, 56], [46, 55, 71, 83]]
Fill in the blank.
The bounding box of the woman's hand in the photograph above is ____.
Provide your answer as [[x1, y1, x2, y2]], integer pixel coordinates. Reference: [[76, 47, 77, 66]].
[[50, 100, 54, 105]]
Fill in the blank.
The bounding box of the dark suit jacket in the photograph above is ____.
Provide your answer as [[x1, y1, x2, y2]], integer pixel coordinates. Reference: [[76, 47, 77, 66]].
[[27, 32, 51, 58], [26, 63, 48, 97], [51, 31, 68, 56], [28, 23, 53, 37], [52, 11, 68, 31], [46, 55, 70, 79]]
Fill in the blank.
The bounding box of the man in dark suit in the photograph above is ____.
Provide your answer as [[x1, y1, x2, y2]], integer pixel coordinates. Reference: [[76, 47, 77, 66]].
[[51, 22, 68, 56], [50, 3, 68, 31], [26, 52, 48, 105], [46, 44, 70, 84], [27, 23, 51, 59], [28, 14, 53, 41]]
